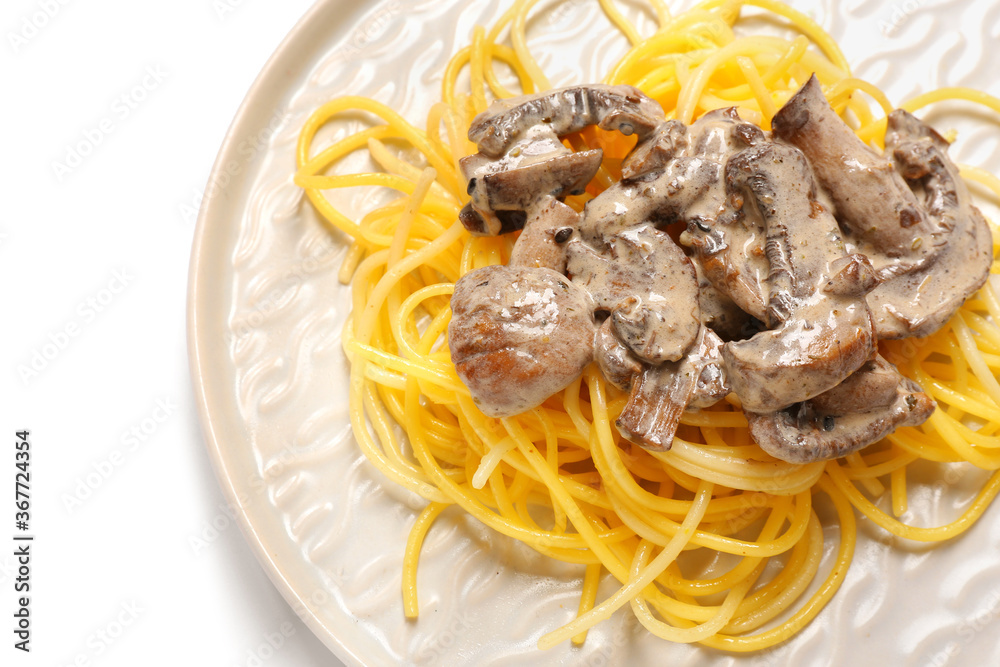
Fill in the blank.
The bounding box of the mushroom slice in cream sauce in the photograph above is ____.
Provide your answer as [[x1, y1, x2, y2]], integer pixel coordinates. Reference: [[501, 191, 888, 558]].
[[447, 81, 989, 462], [772, 75, 944, 280], [616, 327, 729, 451], [719, 142, 877, 413], [566, 224, 700, 365], [746, 355, 936, 463], [468, 84, 665, 158], [866, 109, 994, 338]]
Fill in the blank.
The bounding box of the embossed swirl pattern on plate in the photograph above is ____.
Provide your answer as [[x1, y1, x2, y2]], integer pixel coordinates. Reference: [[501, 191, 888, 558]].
[[218, 1, 1000, 664]]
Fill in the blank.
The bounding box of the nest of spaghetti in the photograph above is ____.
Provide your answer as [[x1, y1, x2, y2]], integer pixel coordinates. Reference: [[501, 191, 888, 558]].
[[294, 0, 1000, 652]]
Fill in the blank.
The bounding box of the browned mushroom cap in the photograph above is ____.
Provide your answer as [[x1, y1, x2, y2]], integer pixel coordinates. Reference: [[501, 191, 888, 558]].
[[458, 202, 527, 237], [720, 142, 877, 413], [747, 355, 935, 463], [459, 144, 603, 236], [866, 110, 994, 338], [682, 202, 770, 324], [772, 74, 944, 279], [616, 327, 729, 451], [567, 224, 700, 364], [448, 265, 596, 417], [469, 84, 665, 158]]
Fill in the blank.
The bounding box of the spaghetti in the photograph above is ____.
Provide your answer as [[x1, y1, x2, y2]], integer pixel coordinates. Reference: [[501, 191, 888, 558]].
[[294, 0, 1000, 652]]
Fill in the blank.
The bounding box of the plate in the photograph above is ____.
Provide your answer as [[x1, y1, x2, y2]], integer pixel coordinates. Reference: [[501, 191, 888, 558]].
[[188, 0, 1000, 664]]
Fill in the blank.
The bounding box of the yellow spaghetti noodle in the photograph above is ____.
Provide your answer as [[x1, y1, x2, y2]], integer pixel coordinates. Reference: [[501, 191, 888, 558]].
[[294, 0, 1000, 652]]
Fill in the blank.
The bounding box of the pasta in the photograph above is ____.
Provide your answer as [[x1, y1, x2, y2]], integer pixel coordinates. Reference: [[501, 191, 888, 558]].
[[294, 0, 1000, 651]]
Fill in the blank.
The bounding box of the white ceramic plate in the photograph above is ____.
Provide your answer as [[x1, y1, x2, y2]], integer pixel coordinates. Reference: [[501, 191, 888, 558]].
[[188, 1, 1000, 664]]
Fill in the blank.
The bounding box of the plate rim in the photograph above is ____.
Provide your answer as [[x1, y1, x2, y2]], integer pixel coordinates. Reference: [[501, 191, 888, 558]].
[[186, 1, 370, 664]]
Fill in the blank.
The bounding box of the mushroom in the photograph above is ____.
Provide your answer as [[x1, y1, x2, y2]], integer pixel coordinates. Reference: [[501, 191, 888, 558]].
[[686, 107, 767, 161], [576, 157, 722, 246], [460, 146, 603, 236], [566, 223, 701, 365], [771, 74, 946, 280], [459, 84, 671, 236], [691, 255, 752, 341], [865, 110, 994, 338], [594, 317, 643, 392], [508, 196, 580, 273], [468, 84, 665, 158], [448, 195, 595, 417], [746, 355, 935, 463], [719, 142, 878, 413], [616, 327, 729, 451], [620, 119, 688, 179], [448, 264, 596, 417], [674, 108, 776, 322]]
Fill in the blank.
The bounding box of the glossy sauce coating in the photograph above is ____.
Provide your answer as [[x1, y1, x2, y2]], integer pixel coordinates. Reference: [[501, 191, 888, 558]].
[[447, 80, 986, 462]]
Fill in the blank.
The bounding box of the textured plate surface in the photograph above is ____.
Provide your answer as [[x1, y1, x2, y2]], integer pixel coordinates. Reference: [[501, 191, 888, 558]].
[[188, 1, 1000, 665]]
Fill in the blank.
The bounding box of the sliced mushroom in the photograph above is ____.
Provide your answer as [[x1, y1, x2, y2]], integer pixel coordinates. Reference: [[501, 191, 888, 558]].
[[448, 265, 596, 417], [866, 109, 995, 338], [458, 202, 527, 237], [692, 256, 751, 340], [621, 119, 688, 179], [616, 327, 729, 451], [566, 223, 700, 364], [687, 327, 730, 408], [576, 157, 721, 246], [747, 355, 935, 463], [681, 204, 770, 324], [676, 109, 774, 322], [594, 317, 643, 392], [686, 107, 767, 161], [468, 84, 665, 158], [459, 145, 602, 236], [720, 143, 877, 413], [771, 74, 945, 279], [508, 196, 581, 272]]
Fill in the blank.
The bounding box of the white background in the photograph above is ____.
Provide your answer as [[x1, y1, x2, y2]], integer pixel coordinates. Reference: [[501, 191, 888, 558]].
[[1, 1, 342, 665]]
